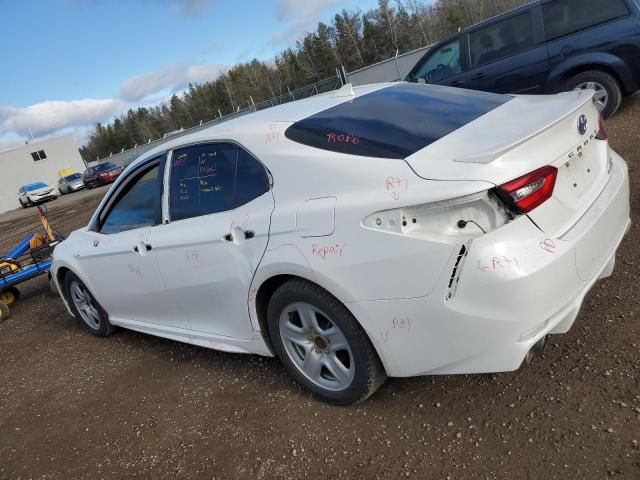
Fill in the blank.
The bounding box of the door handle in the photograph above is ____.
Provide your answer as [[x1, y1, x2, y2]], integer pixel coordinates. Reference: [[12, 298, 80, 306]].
[[471, 73, 486, 80], [133, 244, 152, 253], [224, 229, 255, 242], [560, 45, 574, 57], [451, 79, 464, 87]]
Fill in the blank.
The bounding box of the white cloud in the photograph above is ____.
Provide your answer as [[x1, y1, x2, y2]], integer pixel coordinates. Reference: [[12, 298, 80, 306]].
[[119, 63, 226, 101], [68, 0, 215, 17], [0, 98, 128, 139], [0, 61, 226, 148], [272, 0, 339, 46]]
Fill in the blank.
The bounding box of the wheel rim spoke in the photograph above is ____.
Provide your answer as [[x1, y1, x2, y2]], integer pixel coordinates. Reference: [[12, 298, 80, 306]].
[[302, 349, 324, 380], [324, 355, 352, 384], [283, 324, 311, 349], [296, 303, 318, 332]]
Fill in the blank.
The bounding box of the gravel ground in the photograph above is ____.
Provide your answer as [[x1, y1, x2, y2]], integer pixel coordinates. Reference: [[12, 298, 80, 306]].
[[0, 97, 639, 479]]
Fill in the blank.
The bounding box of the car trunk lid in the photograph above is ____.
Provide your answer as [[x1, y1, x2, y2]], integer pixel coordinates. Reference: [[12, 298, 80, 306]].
[[404, 90, 610, 237]]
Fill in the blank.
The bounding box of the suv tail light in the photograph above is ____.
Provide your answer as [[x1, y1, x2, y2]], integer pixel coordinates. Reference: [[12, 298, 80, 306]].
[[497, 166, 557, 214], [595, 113, 607, 140]]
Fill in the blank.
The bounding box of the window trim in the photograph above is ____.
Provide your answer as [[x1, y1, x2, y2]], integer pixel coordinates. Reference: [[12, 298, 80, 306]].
[[541, 0, 631, 42], [91, 154, 166, 233], [164, 140, 272, 224]]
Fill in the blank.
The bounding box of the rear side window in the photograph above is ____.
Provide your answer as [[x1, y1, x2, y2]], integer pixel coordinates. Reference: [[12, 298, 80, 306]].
[[470, 13, 534, 68], [413, 39, 462, 83], [543, 0, 629, 41], [169, 143, 237, 221], [236, 148, 269, 207], [285, 83, 511, 159], [100, 163, 161, 234]]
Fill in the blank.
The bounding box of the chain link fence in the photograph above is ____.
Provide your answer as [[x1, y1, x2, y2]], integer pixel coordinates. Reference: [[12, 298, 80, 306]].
[[97, 74, 344, 168]]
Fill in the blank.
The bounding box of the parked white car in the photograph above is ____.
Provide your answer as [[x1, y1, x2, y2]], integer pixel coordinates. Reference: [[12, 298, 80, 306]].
[[18, 181, 58, 208], [52, 83, 630, 404]]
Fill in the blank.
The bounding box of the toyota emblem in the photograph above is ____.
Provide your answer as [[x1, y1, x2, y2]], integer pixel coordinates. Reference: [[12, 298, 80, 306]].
[[577, 114, 588, 135]]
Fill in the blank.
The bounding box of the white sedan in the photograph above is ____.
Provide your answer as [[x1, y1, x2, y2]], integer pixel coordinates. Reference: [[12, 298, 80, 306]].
[[18, 181, 58, 208], [51, 83, 630, 404]]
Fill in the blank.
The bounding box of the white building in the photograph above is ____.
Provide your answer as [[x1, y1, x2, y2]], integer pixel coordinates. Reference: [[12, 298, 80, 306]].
[[0, 134, 86, 214]]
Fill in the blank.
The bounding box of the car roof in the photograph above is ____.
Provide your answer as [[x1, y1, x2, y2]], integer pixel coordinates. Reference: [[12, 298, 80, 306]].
[[126, 83, 394, 169]]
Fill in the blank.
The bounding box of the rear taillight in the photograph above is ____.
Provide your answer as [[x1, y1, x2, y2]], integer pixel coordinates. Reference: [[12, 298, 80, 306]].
[[595, 113, 607, 140], [498, 166, 557, 214]]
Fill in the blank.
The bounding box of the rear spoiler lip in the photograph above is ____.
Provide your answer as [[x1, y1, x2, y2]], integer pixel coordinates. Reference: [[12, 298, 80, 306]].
[[450, 90, 594, 165]]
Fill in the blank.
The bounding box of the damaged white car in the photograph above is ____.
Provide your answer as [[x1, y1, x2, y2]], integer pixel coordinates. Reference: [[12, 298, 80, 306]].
[[52, 83, 630, 404]]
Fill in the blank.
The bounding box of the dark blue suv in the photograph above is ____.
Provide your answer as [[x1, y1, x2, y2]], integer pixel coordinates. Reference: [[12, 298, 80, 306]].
[[406, 0, 640, 117]]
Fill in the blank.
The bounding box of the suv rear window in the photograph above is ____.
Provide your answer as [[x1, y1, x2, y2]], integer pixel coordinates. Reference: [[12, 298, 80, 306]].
[[285, 83, 511, 159], [543, 0, 629, 41]]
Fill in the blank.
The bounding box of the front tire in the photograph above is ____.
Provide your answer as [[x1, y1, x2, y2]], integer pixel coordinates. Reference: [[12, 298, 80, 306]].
[[562, 70, 623, 118], [267, 278, 386, 405], [63, 272, 114, 337]]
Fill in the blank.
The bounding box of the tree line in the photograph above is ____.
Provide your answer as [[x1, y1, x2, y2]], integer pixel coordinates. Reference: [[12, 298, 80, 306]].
[[81, 0, 528, 161]]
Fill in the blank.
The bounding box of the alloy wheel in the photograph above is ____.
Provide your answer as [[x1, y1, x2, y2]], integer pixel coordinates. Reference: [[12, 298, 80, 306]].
[[278, 302, 355, 391], [575, 81, 608, 112], [69, 281, 102, 330]]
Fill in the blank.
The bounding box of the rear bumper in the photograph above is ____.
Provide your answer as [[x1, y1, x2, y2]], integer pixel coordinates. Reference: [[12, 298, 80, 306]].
[[349, 150, 630, 377]]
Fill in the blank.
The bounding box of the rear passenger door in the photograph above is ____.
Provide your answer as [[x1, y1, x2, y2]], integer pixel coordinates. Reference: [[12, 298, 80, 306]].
[[467, 7, 549, 94], [410, 38, 468, 88], [149, 142, 274, 340], [543, 0, 633, 83]]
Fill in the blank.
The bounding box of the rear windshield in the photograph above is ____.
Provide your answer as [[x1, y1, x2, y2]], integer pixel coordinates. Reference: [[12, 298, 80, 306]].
[[285, 83, 511, 159], [65, 173, 82, 181]]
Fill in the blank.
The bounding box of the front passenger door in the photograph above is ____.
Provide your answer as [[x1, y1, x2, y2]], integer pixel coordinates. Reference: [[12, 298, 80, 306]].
[[410, 38, 468, 88], [76, 157, 188, 329]]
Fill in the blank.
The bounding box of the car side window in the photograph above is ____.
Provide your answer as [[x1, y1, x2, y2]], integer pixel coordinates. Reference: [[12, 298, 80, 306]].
[[236, 148, 269, 207], [99, 163, 161, 234], [413, 39, 462, 83], [469, 13, 534, 68], [169, 143, 237, 222], [542, 0, 629, 41]]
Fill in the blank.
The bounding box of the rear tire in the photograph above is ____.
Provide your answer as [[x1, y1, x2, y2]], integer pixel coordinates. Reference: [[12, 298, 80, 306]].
[[561, 70, 623, 118], [267, 278, 386, 405], [63, 272, 114, 337]]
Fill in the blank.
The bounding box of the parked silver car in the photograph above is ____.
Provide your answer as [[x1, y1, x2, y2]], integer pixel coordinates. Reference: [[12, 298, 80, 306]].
[[57, 173, 85, 195]]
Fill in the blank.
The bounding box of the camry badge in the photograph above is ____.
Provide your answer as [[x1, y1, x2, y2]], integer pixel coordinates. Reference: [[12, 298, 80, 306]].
[[578, 114, 588, 135]]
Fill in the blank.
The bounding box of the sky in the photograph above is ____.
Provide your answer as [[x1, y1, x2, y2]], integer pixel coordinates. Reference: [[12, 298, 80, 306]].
[[0, 0, 379, 151]]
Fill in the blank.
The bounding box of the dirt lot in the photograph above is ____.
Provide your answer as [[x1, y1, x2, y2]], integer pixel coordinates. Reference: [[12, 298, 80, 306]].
[[1, 99, 639, 480]]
